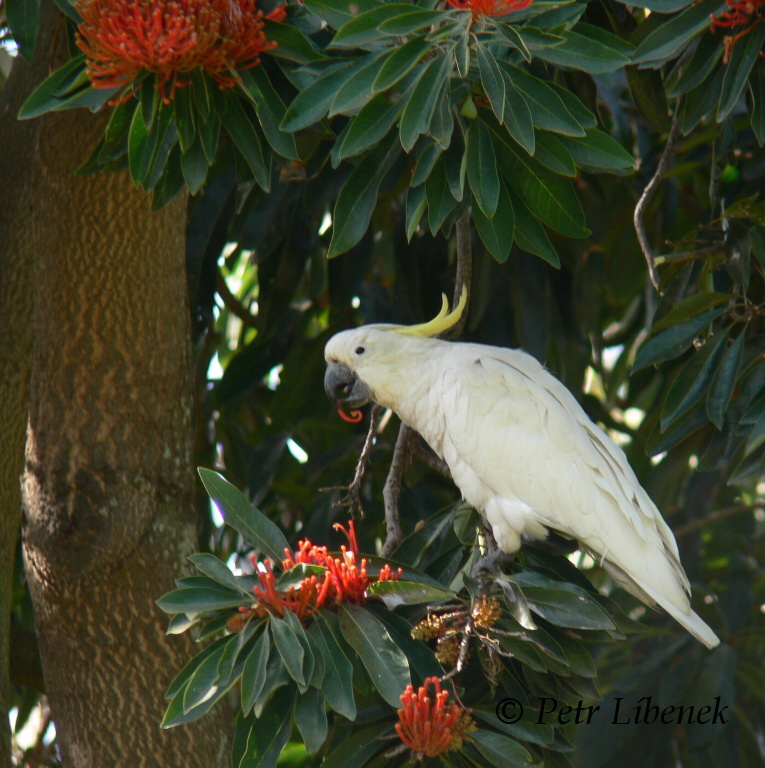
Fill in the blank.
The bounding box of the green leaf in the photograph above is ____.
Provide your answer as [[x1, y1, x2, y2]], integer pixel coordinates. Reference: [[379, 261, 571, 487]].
[[406, 183, 427, 241], [399, 52, 452, 151], [474, 182, 515, 264], [302, 0, 380, 30], [6, 0, 40, 61], [156, 586, 244, 614], [750, 64, 765, 146], [189, 553, 249, 594], [477, 43, 505, 124], [330, 50, 390, 116], [426, 155, 459, 234], [647, 403, 709, 455], [508, 187, 560, 267], [330, 4, 423, 48], [499, 63, 586, 137], [535, 29, 630, 74], [180, 134, 209, 195], [682, 66, 724, 133], [562, 129, 634, 173], [294, 687, 328, 754], [627, 66, 671, 131], [467, 120, 500, 217], [717, 25, 765, 122], [320, 725, 386, 768], [182, 642, 227, 713], [661, 328, 730, 430], [491, 19, 532, 62], [492, 126, 589, 238], [97, 99, 135, 164], [632, 0, 725, 65], [411, 141, 441, 186], [444, 134, 466, 201], [339, 92, 407, 161], [198, 468, 290, 563], [282, 609, 315, 690], [666, 33, 724, 98], [627, 0, 693, 9], [262, 18, 327, 63], [238, 687, 295, 768], [651, 292, 731, 333], [429, 79, 454, 150], [708, 330, 746, 429], [533, 132, 576, 176], [220, 97, 270, 190], [372, 36, 431, 93], [270, 616, 306, 689], [241, 629, 270, 715], [240, 68, 299, 161], [366, 579, 456, 608], [378, 9, 449, 35], [524, 586, 616, 630], [313, 613, 356, 720], [18, 55, 88, 119], [173, 86, 196, 153], [338, 604, 410, 707], [165, 636, 231, 700], [328, 133, 400, 257], [633, 308, 726, 370], [746, 414, 765, 454], [503, 81, 535, 155], [471, 730, 537, 768], [281, 63, 355, 131], [199, 111, 220, 164]]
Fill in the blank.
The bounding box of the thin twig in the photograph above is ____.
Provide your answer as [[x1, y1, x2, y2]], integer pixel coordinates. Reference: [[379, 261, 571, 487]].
[[379, 209, 474, 557], [675, 503, 763, 537], [633, 107, 683, 293], [653, 244, 724, 266], [216, 272, 258, 328], [320, 405, 381, 518], [410, 435, 452, 479]]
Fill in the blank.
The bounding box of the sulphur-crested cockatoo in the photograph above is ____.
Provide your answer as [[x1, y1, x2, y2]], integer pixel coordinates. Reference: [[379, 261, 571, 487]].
[[324, 290, 719, 648]]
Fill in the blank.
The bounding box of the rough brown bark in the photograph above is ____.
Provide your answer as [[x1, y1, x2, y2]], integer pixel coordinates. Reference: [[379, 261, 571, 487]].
[[13, 4, 232, 765], [0, 9, 54, 766]]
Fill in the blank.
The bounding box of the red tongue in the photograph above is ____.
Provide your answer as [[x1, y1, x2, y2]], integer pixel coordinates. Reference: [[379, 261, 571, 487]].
[[337, 408, 363, 423]]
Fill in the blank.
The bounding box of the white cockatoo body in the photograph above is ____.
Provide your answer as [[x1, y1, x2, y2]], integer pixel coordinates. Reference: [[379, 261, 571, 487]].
[[324, 293, 719, 648]]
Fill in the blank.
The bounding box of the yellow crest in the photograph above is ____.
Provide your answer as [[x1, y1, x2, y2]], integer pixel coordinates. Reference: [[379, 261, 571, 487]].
[[394, 286, 467, 338]]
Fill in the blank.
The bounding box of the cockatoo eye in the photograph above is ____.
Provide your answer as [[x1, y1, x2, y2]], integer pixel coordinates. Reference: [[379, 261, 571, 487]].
[[355, 346, 366, 355]]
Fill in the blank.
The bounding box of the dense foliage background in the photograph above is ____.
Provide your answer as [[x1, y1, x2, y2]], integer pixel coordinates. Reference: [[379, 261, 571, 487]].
[[3, 0, 765, 765]]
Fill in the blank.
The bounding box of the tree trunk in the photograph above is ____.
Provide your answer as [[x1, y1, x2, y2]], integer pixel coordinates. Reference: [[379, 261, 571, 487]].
[[16, 5, 232, 765], [0, 7, 55, 765]]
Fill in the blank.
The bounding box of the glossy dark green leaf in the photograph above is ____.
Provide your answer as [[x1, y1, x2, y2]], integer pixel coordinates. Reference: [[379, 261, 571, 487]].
[[473, 182, 515, 263], [647, 403, 709, 454], [746, 414, 765, 454], [426, 155, 459, 234], [550, 83, 598, 129], [320, 725, 386, 768], [198, 469, 290, 563], [7, 0, 40, 61], [330, 4, 420, 47], [683, 66, 724, 133], [313, 613, 356, 720], [372, 36, 431, 93], [97, 99, 135, 164], [241, 628, 270, 715], [240, 68, 299, 160], [339, 92, 407, 160], [499, 63, 586, 137], [503, 81, 535, 155], [180, 134, 209, 195], [626, 65, 671, 131], [508, 187, 560, 267], [399, 52, 451, 151], [182, 643, 227, 713], [411, 141, 442, 186], [626, 0, 693, 9], [750, 63, 765, 146], [474, 707, 555, 746], [444, 134, 466, 201], [366, 579, 455, 607], [562, 129, 634, 173], [471, 730, 537, 768], [238, 686, 295, 768], [156, 586, 244, 613], [535, 29, 630, 74], [282, 609, 315, 691], [491, 19, 532, 61], [430, 79, 454, 150], [294, 687, 328, 754], [338, 604, 410, 707], [378, 9, 448, 35], [661, 328, 729, 430], [165, 636, 231, 700], [199, 111, 220, 164], [666, 33, 724, 98], [492, 127, 589, 238], [220, 97, 269, 190], [406, 183, 427, 241], [632, 0, 725, 65], [270, 616, 306, 689], [328, 133, 399, 257], [173, 86, 196, 153], [189, 553, 249, 594], [477, 43, 505, 124], [708, 330, 746, 429], [718, 25, 765, 122], [633, 308, 727, 370], [652, 292, 731, 333], [262, 18, 327, 63], [18, 55, 88, 119], [330, 51, 390, 116], [302, 0, 379, 31], [524, 586, 616, 630], [533, 132, 576, 176], [281, 63, 355, 131], [467, 120, 500, 217]]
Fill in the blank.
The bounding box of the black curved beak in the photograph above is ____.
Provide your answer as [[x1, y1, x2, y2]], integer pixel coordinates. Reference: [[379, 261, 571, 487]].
[[324, 362, 372, 411]]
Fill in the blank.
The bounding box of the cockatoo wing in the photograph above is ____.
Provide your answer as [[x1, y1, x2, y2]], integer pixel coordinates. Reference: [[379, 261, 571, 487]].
[[434, 346, 718, 647]]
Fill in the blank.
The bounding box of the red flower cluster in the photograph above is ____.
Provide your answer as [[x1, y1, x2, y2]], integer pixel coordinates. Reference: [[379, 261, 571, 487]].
[[445, 0, 533, 19], [249, 521, 402, 621], [75, 0, 287, 103], [710, 0, 765, 63], [396, 677, 476, 758]]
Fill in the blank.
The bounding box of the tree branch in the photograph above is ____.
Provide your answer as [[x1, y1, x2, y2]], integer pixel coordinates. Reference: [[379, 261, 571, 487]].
[[674, 503, 762, 538], [216, 272, 258, 329], [633, 106, 683, 293]]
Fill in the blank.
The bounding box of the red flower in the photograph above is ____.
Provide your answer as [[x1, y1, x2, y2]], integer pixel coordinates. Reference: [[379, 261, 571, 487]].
[[248, 521, 402, 621], [75, 0, 287, 103], [395, 677, 476, 758], [710, 0, 765, 63], [445, 0, 533, 19]]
